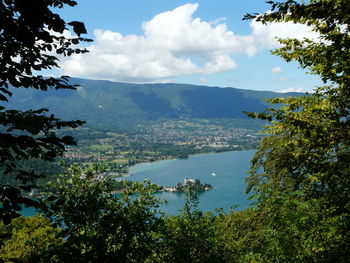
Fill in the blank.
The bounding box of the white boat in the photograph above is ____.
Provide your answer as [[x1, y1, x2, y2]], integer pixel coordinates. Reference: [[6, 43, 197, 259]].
[[211, 173, 216, 177]]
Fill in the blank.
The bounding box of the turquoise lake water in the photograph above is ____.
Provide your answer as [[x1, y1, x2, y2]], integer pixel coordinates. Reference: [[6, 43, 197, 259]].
[[128, 150, 255, 214], [21, 150, 255, 216]]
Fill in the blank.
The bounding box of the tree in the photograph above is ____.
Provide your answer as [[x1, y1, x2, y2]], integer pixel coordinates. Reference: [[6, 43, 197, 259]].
[[42, 165, 164, 263], [0, 215, 65, 263], [0, 0, 91, 224], [160, 190, 222, 263], [244, 0, 350, 261], [215, 208, 267, 262]]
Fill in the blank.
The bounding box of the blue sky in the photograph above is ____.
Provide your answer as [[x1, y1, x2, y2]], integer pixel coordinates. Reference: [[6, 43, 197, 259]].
[[57, 0, 322, 93]]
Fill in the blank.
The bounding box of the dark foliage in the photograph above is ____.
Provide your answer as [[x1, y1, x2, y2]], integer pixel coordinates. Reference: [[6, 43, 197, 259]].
[[0, 0, 91, 224]]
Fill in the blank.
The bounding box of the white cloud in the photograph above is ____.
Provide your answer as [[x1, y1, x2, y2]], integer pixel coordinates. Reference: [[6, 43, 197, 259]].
[[271, 66, 282, 74], [279, 86, 305, 93], [60, 3, 319, 82], [199, 78, 209, 84], [209, 17, 227, 25], [278, 76, 291, 83], [244, 19, 319, 56]]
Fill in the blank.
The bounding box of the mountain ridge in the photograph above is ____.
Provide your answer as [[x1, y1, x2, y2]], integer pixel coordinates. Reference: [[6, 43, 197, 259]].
[[4, 77, 302, 129]]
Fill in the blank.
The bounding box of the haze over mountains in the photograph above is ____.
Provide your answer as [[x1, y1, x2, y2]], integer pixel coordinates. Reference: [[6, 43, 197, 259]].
[[6, 78, 301, 129]]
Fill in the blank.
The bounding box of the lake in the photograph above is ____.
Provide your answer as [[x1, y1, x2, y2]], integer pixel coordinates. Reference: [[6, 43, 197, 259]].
[[21, 150, 255, 216], [128, 150, 255, 214]]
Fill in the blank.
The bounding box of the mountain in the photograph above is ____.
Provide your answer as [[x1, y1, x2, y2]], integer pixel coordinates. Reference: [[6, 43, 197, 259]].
[[4, 78, 302, 129]]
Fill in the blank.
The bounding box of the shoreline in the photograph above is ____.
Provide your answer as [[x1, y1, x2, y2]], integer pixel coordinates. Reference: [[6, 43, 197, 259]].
[[126, 148, 255, 176]]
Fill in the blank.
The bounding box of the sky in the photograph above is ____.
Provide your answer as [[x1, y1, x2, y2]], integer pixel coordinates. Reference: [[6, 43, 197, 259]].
[[56, 0, 323, 93]]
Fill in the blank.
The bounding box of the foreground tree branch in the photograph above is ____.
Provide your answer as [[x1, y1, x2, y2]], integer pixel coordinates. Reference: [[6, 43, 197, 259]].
[[0, 0, 91, 224]]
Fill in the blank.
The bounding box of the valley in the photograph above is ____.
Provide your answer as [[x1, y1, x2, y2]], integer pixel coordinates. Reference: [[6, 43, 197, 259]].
[[62, 118, 263, 177], [2, 78, 286, 184]]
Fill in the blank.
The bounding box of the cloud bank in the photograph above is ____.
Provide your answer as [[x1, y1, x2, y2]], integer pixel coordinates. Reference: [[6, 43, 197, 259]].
[[271, 66, 282, 74], [61, 3, 318, 82]]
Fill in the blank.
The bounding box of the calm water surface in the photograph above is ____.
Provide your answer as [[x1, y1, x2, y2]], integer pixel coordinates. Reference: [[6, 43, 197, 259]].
[[21, 150, 255, 216], [128, 150, 255, 214]]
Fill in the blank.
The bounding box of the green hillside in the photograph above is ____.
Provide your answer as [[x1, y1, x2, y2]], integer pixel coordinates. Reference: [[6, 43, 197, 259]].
[[5, 78, 301, 129]]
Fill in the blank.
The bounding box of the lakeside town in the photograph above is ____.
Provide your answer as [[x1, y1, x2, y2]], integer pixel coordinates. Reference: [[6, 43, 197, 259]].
[[62, 119, 263, 179]]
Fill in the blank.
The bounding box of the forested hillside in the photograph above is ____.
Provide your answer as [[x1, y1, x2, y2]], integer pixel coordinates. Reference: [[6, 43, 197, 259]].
[[5, 78, 301, 128]]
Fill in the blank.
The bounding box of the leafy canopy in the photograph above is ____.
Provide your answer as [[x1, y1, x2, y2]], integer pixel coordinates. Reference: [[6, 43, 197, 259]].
[[0, 215, 65, 263], [244, 0, 350, 261], [0, 0, 91, 224], [42, 164, 164, 263]]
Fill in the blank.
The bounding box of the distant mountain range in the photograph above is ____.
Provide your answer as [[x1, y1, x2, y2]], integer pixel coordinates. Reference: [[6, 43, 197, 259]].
[[4, 78, 302, 129]]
